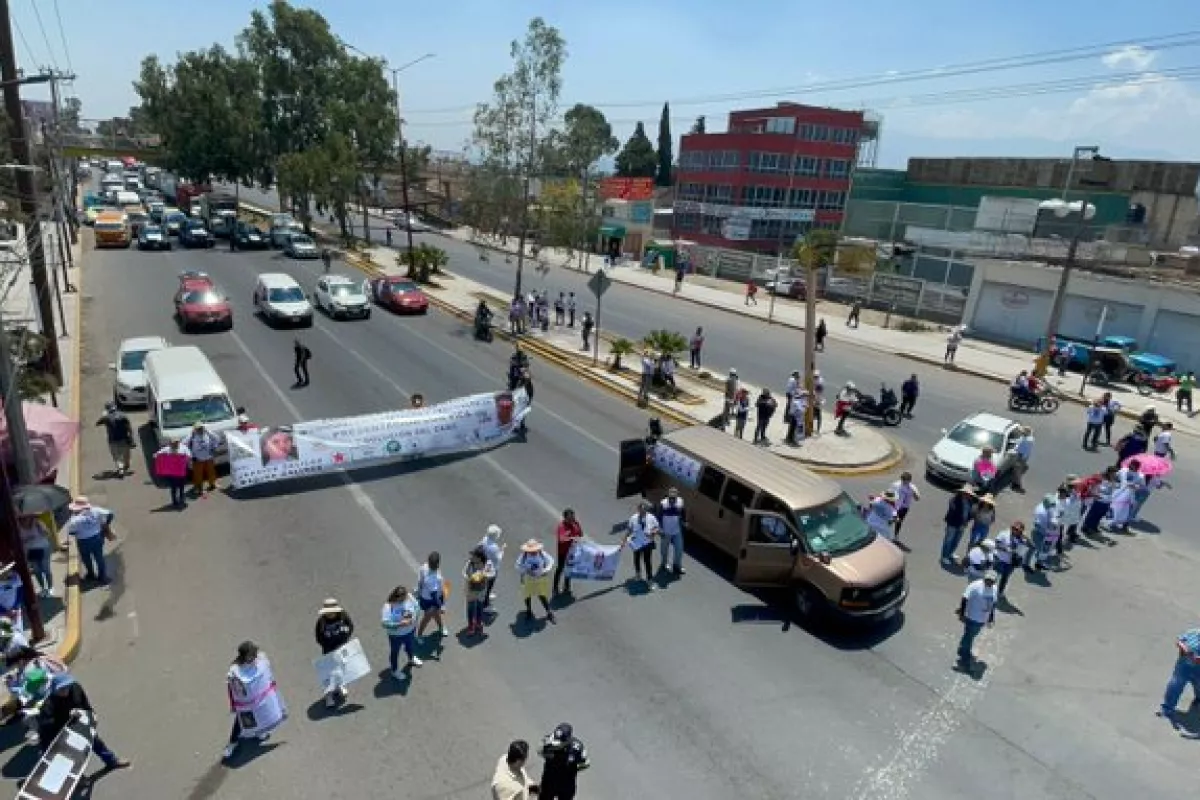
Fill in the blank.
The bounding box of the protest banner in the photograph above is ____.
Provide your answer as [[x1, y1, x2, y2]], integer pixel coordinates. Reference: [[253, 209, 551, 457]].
[[226, 388, 531, 489], [313, 638, 372, 691], [565, 541, 622, 581]]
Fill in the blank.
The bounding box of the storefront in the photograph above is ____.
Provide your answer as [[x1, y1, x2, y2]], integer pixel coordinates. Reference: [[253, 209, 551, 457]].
[[599, 199, 655, 261]]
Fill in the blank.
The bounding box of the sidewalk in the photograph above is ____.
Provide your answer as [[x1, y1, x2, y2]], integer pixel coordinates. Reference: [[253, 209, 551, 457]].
[[1, 224, 82, 660], [428, 224, 1200, 438], [346, 241, 902, 476]]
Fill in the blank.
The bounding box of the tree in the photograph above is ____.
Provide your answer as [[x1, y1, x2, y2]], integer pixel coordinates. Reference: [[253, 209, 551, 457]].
[[544, 104, 618, 177], [58, 97, 83, 134], [329, 56, 399, 241], [608, 338, 635, 371], [615, 123, 656, 178], [689, 116, 706, 135], [396, 242, 448, 283], [8, 329, 59, 401], [655, 103, 673, 187], [793, 229, 838, 271], [537, 177, 583, 259], [471, 17, 567, 296]]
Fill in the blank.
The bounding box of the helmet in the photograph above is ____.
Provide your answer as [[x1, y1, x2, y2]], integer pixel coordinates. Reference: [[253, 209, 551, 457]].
[[845, 381, 856, 390]]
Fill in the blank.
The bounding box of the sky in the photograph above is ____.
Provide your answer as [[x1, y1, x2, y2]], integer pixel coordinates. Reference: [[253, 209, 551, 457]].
[[11, 0, 1200, 169]]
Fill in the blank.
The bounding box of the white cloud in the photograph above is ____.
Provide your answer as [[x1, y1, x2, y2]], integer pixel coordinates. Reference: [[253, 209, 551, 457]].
[[1101, 45, 1156, 72], [888, 72, 1200, 159]]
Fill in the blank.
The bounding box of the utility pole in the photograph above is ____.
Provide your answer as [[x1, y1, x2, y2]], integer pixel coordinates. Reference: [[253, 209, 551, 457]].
[[0, 460, 46, 641], [0, 317, 36, 485], [47, 74, 78, 246], [392, 68, 415, 267], [513, 89, 537, 298], [0, 0, 66, 384]]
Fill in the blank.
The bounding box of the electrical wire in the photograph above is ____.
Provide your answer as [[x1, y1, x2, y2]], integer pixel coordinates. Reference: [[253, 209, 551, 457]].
[[403, 67, 1200, 129], [407, 30, 1200, 115], [28, 0, 61, 71], [11, 15, 38, 68], [51, 0, 73, 75]]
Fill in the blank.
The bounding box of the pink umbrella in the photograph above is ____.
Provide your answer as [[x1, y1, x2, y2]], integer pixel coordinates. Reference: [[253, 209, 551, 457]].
[[0, 401, 81, 482], [1121, 453, 1172, 477]]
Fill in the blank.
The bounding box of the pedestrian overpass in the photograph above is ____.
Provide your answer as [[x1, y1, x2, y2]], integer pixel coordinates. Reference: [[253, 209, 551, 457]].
[[59, 133, 165, 163]]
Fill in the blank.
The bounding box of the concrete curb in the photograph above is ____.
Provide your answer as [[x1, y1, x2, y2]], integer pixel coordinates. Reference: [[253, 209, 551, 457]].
[[58, 237, 84, 665]]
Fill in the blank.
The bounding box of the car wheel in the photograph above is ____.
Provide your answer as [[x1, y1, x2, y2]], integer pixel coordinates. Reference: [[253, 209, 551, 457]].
[[794, 584, 820, 622], [303, 316, 314, 328], [363, 310, 371, 320]]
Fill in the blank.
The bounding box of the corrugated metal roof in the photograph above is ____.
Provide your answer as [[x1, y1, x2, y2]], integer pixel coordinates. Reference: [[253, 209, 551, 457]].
[[662, 425, 842, 507]]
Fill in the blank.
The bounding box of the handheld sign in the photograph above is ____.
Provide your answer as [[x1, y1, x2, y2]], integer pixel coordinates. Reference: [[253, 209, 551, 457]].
[[17, 710, 96, 800]]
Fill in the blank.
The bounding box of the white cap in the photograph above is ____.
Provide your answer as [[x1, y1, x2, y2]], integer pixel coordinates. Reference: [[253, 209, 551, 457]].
[[729, 368, 738, 376], [486, 524, 502, 538]]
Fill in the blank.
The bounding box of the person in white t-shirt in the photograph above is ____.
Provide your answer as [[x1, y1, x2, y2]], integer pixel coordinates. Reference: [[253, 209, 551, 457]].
[[957, 571, 998, 671], [622, 502, 661, 589], [1153, 422, 1176, 460], [889, 472, 921, 540]]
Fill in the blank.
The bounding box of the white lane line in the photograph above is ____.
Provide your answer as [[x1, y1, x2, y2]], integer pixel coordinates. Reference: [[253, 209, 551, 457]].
[[850, 627, 1013, 800], [272, 253, 618, 456], [229, 330, 423, 572]]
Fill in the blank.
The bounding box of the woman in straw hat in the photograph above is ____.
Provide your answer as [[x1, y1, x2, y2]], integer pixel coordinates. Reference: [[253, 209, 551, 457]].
[[314, 598, 355, 707], [968, 494, 996, 548], [515, 539, 556, 623]]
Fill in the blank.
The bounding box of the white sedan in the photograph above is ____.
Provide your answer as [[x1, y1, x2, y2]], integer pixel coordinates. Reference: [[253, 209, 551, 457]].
[[313, 275, 371, 320], [925, 411, 1022, 486], [110, 335, 169, 407]]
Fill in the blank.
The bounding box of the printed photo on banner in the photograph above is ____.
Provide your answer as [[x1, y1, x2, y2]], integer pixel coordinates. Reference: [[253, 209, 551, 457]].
[[566, 541, 622, 581], [227, 389, 531, 490]]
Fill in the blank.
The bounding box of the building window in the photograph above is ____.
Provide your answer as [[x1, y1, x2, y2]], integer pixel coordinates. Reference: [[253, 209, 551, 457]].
[[811, 125, 829, 142], [788, 188, 815, 207], [760, 153, 780, 173], [824, 159, 850, 178], [765, 117, 796, 135], [701, 215, 724, 235], [724, 150, 740, 169], [676, 212, 699, 231], [793, 156, 819, 177], [704, 184, 733, 203], [798, 123, 815, 141], [817, 191, 846, 210]]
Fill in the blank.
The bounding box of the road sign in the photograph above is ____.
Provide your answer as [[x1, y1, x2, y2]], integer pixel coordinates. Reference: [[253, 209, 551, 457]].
[[587, 270, 612, 299]]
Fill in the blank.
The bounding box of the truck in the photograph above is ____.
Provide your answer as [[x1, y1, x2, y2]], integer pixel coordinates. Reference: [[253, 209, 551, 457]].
[[175, 183, 210, 216], [201, 192, 239, 238]]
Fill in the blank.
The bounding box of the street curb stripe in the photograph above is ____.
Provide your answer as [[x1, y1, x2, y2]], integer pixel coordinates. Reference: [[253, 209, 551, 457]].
[[58, 230, 85, 665]]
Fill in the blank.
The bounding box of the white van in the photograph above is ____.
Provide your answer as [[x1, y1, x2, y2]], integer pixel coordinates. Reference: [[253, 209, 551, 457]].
[[100, 174, 123, 195], [144, 345, 244, 460], [115, 190, 141, 207], [254, 272, 314, 327]]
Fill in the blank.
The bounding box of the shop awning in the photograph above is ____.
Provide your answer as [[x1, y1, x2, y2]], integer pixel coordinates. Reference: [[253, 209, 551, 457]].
[[599, 224, 626, 239]]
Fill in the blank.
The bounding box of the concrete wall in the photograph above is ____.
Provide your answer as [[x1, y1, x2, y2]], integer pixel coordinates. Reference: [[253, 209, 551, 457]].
[[962, 258, 1200, 373], [908, 157, 1200, 196]]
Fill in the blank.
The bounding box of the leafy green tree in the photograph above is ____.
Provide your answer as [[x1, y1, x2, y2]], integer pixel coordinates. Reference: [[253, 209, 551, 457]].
[[655, 103, 673, 187], [608, 338, 635, 371], [471, 17, 567, 295], [615, 123, 656, 179], [330, 56, 399, 241], [793, 229, 838, 270]]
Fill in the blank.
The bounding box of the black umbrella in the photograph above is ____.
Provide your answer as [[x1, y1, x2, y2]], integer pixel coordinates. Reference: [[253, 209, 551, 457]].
[[12, 483, 72, 516]]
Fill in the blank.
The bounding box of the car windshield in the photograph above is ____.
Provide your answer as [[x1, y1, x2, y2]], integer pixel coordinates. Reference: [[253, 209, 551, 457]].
[[183, 290, 224, 305], [161, 395, 235, 430], [387, 280, 419, 293], [946, 422, 1004, 453], [330, 285, 360, 298], [793, 493, 875, 557], [291, 235, 314, 246], [143, 226, 162, 235], [187, 222, 206, 230], [268, 287, 305, 303], [119, 350, 151, 371]]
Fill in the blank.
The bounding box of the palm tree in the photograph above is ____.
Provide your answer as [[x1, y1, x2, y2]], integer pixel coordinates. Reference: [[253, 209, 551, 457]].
[[608, 338, 636, 371], [396, 243, 450, 283]]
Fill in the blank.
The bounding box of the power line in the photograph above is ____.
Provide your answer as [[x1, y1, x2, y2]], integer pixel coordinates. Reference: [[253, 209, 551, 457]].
[[11, 15, 37, 67], [51, 0, 73, 75], [407, 30, 1200, 115], [28, 0, 60, 71], [404, 67, 1200, 129]]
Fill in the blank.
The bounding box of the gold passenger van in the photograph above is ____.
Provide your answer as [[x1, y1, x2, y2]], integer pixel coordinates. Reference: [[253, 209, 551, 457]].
[[93, 211, 130, 248], [617, 425, 907, 623]]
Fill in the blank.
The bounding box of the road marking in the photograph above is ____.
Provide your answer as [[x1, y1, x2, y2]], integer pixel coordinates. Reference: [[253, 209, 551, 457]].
[[850, 626, 1013, 800], [279, 251, 619, 456], [228, 330, 423, 571]]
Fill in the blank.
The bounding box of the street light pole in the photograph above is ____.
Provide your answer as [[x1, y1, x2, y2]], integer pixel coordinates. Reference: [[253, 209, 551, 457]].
[[383, 53, 435, 273]]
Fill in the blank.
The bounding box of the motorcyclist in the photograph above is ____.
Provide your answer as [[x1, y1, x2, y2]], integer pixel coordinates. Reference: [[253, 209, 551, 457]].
[[474, 300, 493, 340], [508, 347, 530, 390], [1010, 371, 1036, 404]]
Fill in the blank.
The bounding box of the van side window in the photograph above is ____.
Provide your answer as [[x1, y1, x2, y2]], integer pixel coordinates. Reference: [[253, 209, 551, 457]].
[[754, 493, 791, 516], [697, 467, 725, 502], [720, 478, 754, 517]]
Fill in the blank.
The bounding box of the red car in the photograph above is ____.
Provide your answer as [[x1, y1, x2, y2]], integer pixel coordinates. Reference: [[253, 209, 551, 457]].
[[370, 276, 429, 314], [174, 283, 233, 331]]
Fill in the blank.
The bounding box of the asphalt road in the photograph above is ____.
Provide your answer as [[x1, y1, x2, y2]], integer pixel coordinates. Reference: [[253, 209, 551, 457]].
[[47, 189, 1200, 800]]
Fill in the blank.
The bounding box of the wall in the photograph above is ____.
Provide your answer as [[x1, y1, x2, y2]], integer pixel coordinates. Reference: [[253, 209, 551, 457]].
[[962, 258, 1200, 372], [907, 157, 1200, 196]]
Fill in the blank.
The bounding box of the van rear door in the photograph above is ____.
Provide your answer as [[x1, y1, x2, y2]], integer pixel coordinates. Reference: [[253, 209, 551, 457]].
[[734, 510, 799, 587], [616, 438, 648, 498]]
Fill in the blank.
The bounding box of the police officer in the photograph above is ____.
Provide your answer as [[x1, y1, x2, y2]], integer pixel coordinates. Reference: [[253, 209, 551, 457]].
[[539, 722, 590, 800]]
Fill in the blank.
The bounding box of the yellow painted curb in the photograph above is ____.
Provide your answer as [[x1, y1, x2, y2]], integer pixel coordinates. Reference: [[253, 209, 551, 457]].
[[57, 235, 84, 665]]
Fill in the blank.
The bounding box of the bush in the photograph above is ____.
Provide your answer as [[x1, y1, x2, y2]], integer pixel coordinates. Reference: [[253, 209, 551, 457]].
[[608, 338, 636, 371], [641, 329, 687, 359], [397, 243, 449, 283], [897, 319, 931, 332]]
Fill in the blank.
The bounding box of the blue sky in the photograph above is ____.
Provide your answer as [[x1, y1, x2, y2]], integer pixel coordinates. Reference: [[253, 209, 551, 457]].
[[12, 0, 1200, 168]]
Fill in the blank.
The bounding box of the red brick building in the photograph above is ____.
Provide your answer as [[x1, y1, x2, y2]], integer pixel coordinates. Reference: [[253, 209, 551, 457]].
[[674, 102, 866, 252]]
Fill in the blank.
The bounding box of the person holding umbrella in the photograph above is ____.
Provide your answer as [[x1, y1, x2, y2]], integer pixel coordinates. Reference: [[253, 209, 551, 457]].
[[1125, 454, 1173, 524]]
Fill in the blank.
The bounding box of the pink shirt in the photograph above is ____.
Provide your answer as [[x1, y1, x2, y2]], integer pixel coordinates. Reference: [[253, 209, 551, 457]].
[[973, 457, 997, 479]]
